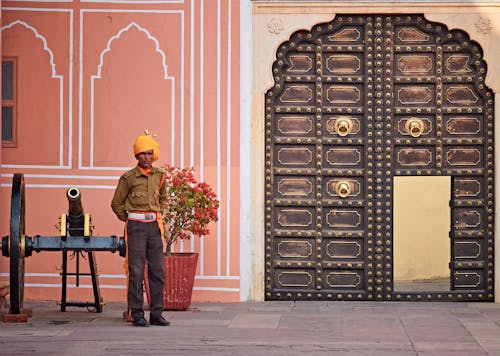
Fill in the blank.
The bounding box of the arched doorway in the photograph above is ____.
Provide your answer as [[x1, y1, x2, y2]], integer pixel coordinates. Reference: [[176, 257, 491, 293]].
[[264, 14, 494, 301]]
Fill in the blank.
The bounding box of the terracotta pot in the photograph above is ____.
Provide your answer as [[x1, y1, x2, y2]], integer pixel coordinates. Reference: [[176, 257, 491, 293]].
[[144, 252, 198, 310]]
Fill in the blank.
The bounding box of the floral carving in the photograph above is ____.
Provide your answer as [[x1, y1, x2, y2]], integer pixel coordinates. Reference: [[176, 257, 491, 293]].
[[475, 17, 492, 34], [268, 18, 284, 35]]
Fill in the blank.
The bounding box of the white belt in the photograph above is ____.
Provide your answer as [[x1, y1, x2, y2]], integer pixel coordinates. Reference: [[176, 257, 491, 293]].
[[127, 212, 157, 221]]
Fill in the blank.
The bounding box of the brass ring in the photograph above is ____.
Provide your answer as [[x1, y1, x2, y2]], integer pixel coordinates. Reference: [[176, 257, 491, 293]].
[[336, 181, 351, 198], [405, 118, 424, 138], [20, 234, 25, 258], [67, 187, 80, 200], [334, 118, 353, 137]]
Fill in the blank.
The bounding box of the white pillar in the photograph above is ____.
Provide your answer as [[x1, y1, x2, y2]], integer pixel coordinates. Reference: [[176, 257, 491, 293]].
[[240, 0, 254, 301]]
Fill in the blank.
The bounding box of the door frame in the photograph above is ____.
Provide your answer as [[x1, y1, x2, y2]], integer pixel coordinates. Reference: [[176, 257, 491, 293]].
[[244, 2, 500, 302]]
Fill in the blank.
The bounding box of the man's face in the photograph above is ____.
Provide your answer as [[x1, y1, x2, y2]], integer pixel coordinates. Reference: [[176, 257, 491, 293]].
[[136, 150, 154, 169]]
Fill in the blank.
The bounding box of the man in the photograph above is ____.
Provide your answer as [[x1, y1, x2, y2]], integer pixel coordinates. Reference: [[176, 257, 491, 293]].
[[111, 133, 169, 327]]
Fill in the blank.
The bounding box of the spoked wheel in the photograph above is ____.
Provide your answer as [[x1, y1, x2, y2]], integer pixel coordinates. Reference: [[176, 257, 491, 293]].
[[9, 173, 26, 314]]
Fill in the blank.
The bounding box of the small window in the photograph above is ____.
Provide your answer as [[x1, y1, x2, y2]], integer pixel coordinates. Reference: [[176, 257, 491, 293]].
[[2, 58, 16, 147]]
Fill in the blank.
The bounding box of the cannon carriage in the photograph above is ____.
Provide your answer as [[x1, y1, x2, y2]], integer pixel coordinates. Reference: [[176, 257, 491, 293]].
[[1, 173, 126, 319]]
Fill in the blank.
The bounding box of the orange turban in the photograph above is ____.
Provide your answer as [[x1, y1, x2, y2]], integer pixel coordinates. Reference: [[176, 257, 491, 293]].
[[133, 135, 160, 162]]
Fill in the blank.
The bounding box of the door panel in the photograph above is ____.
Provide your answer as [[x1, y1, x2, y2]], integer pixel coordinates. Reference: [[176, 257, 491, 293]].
[[265, 14, 494, 301]]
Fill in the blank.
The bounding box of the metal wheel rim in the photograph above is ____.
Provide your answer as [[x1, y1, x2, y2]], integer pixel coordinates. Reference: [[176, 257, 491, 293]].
[[9, 173, 25, 314]]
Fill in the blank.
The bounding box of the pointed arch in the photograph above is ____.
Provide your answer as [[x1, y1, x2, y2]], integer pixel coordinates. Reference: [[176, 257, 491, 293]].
[[95, 21, 169, 79], [2, 20, 59, 78], [88, 22, 175, 168], [1, 20, 66, 167]]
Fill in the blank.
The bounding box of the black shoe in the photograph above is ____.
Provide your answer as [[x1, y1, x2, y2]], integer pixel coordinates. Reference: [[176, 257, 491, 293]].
[[133, 317, 150, 327], [150, 316, 170, 326]]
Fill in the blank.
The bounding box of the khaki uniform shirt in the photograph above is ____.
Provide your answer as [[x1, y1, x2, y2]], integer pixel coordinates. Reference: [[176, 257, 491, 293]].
[[111, 166, 167, 222]]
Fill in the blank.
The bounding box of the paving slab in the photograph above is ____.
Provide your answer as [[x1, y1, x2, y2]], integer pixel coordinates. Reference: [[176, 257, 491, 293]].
[[228, 312, 282, 328], [1, 300, 500, 355]]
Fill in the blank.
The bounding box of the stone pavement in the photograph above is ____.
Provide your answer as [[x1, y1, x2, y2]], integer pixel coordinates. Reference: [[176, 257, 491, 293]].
[[2, 300, 500, 355]]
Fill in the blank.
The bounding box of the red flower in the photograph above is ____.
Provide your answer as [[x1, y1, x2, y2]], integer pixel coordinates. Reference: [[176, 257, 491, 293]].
[[161, 165, 220, 254]]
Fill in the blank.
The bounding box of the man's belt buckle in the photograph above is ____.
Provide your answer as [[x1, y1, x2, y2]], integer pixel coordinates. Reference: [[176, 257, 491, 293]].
[[128, 212, 156, 221]]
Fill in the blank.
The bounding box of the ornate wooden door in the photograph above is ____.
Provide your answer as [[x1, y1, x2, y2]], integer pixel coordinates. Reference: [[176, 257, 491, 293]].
[[265, 15, 494, 302]]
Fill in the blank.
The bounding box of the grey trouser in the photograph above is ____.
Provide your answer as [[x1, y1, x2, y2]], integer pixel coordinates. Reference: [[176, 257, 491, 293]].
[[127, 220, 165, 321]]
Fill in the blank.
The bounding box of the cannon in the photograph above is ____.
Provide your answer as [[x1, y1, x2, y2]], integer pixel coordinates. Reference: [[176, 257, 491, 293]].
[[1, 173, 126, 317]]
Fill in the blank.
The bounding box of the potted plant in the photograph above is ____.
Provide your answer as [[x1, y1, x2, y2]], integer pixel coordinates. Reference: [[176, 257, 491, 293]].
[[161, 165, 219, 254], [145, 165, 219, 310]]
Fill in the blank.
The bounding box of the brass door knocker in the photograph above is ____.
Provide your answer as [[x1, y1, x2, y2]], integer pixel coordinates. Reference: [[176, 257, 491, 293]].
[[336, 181, 351, 198], [405, 118, 424, 138], [334, 117, 353, 137]]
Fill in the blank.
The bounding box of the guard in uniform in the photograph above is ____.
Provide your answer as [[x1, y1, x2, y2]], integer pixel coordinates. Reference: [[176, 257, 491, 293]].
[[111, 133, 169, 327]]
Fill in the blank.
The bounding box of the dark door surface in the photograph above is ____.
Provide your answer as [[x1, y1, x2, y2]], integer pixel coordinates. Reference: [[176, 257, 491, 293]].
[[265, 15, 494, 301]]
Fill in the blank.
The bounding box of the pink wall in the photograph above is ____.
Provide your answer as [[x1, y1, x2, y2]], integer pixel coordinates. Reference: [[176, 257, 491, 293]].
[[0, 1, 240, 303]]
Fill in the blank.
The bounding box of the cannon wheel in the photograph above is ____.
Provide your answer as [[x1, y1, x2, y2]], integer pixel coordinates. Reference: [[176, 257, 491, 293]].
[[9, 173, 26, 314]]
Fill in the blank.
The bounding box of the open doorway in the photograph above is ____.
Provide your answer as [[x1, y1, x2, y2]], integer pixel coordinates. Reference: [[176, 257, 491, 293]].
[[394, 176, 451, 292]]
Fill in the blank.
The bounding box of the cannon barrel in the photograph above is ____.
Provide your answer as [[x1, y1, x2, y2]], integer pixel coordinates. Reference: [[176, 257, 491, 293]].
[[67, 187, 83, 217], [66, 187, 85, 236]]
